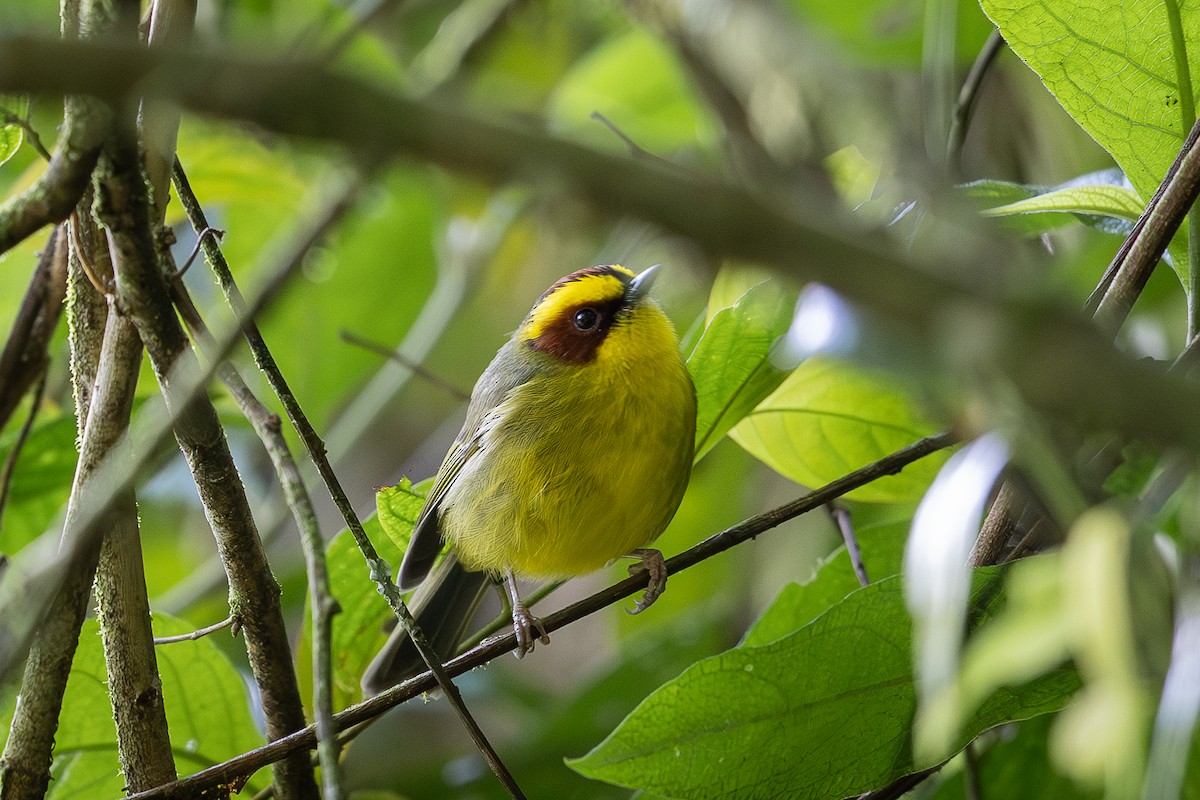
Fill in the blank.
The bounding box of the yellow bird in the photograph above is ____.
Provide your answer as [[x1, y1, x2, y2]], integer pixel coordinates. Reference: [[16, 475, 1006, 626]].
[[363, 264, 696, 694]]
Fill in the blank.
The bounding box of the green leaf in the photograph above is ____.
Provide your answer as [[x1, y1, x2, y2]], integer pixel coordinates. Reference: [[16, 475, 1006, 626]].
[[731, 357, 946, 503], [547, 29, 719, 155], [0, 615, 267, 797], [981, 184, 1143, 220], [376, 479, 427, 552], [0, 123, 20, 167], [687, 280, 795, 460], [978, 0, 1198, 279], [570, 572, 1077, 799], [0, 413, 78, 553], [296, 479, 424, 711], [964, 174, 1191, 271]]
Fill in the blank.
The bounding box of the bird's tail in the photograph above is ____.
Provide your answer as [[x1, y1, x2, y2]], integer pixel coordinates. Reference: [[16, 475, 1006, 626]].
[[360, 553, 494, 696]]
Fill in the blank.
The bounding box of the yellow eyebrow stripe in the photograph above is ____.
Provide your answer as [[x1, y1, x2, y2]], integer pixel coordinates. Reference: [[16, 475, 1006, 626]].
[[521, 266, 633, 341]]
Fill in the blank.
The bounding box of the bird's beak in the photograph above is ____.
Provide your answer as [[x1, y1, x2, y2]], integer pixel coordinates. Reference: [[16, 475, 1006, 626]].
[[627, 264, 661, 304]]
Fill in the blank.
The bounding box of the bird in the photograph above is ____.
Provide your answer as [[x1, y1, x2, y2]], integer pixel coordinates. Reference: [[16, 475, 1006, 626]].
[[361, 264, 696, 695]]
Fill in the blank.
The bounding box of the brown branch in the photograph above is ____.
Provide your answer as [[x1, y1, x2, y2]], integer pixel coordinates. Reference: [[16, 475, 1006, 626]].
[[0, 30, 110, 258], [0, 226, 68, 430], [88, 3, 196, 791], [1091, 114, 1200, 334], [122, 431, 958, 800]]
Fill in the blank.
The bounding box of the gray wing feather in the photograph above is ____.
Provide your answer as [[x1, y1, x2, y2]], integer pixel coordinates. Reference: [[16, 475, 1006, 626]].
[[396, 338, 540, 589]]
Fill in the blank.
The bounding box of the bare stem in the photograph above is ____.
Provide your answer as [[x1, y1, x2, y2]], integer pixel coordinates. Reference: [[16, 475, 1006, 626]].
[[152, 614, 235, 644]]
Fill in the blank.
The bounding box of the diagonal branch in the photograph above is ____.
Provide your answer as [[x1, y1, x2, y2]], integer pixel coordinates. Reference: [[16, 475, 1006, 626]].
[[1090, 114, 1200, 335], [121, 431, 957, 800], [0, 226, 68, 430]]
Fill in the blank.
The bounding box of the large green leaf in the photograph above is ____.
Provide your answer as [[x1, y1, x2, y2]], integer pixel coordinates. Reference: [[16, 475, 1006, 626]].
[[570, 571, 1078, 799], [979, 0, 1198, 253], [0, 616, 266, 797], [687, 280, 794, 461], [731, 357, 946, 503]]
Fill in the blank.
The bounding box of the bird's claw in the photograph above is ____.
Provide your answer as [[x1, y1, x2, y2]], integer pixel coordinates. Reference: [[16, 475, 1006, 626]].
[[511, 602, 550, 658], [626, 548, 667, 615]]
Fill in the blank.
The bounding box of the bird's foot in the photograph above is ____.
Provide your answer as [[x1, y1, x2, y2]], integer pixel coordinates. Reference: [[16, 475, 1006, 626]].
[[511, 602, 550, 658], [626, 548, 667, 615]]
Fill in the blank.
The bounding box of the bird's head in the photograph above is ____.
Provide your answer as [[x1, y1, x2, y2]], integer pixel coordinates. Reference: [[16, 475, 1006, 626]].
[[517, 264, 668, 366]]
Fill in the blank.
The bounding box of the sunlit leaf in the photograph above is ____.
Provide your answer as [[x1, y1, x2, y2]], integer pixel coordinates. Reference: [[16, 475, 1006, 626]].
[[731, 357, 946, 503], [963, 172, 1188, 268], [0, 123, 20, 167], [979, 0, 1198, 280]]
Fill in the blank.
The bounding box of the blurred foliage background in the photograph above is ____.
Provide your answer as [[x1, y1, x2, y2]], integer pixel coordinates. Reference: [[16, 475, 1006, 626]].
[[1, 0, 1198, 797]]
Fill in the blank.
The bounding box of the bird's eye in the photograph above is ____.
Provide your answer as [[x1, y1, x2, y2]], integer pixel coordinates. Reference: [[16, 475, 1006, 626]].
[[573, 307, 599, 331]]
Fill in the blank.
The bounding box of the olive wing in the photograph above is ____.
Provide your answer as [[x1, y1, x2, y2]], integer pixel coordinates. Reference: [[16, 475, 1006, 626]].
[[395, 338, 537, 589]]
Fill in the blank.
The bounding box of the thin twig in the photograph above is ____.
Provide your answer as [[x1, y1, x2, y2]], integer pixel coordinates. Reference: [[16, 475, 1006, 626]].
[[947, 28, 1005, 173], [171, 159, 526, 799], [173, 225, 223, 279], [122, 431, 958, 800], [0, 366, 48, 532], [338, 329, 470, 401], [152, 615, 236, 645], [70, 211, 114, 295], [590, 111, 691, 173]]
